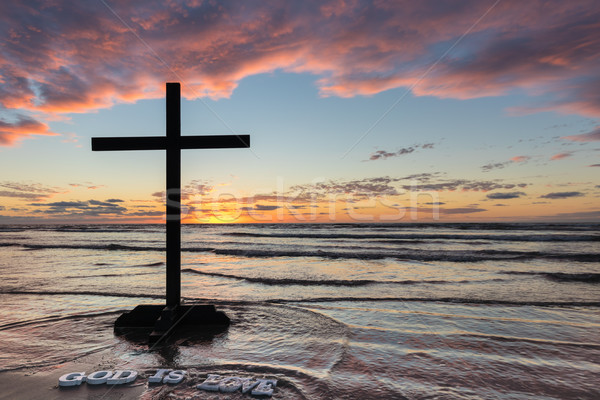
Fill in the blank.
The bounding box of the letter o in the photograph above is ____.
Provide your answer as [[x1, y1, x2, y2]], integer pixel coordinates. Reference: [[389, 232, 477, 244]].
[[86, 370, 113, 385]]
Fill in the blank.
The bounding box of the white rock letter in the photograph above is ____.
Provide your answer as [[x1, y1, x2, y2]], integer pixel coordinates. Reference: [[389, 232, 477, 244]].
[[107, 370, 138, 385], [148, 369, 172, 383], [251, 379, 277, 396], [58, 372, 86, 387], [219, 376, 243, 392], [241, 378, 260, 394], [86, 370, 113, 385], [197, 374, 222, 391], [163, 370, 186, 384]]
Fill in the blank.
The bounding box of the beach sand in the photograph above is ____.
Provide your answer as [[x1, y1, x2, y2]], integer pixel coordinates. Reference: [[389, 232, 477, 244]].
[[0, 347, 293, 399], [0, 350, 146, 400]]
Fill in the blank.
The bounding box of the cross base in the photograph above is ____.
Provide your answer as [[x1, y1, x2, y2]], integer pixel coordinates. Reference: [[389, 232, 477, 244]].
[[114, 304, 230, 344]]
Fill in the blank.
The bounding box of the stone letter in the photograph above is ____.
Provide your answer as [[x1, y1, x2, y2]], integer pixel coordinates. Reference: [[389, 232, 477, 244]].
[[58, 372, 86, 387], [107, 370, 138, 385], [219, 376, 243, 392], [163, 370, 186, 384], [86, 370, 113, 385], [148, 369, 171, 383], [197, 374, 222, 391], [251, 379, 277, 396]]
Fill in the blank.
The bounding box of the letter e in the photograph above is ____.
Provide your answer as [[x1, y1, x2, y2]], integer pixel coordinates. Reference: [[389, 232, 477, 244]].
[[251, 379, 277, 396]]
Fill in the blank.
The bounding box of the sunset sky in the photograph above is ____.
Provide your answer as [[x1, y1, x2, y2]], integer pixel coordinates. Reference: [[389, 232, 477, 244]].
[[0, 0, 599, 223]]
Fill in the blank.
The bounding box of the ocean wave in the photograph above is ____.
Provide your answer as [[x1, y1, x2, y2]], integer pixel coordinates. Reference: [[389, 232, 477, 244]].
[[0, 310, 126, 332], [181, 268, 470, 286], [269, 297, 600, 307], [206, 248, 599, 262], [63, 271, 158, 279], [224, 232, 600, 242], [502, 271, 600, 283], [0, 289, 163, 299], [1, 242, 598, 262], [461, 332, 600, 348]]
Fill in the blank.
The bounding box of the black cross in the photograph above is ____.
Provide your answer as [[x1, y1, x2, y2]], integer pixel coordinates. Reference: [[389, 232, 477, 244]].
[[92, 82, 250, 308]]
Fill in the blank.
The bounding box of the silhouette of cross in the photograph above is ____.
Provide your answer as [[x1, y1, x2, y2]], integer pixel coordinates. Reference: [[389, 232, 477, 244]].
[[92, 82, 250, 307]]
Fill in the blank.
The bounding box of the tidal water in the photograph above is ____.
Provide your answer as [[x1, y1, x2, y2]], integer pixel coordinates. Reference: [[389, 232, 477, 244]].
[[0, 223, 599, 399]]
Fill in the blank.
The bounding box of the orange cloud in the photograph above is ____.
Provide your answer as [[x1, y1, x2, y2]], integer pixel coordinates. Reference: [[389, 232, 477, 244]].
[[550, 152, 572, 160], [0, 115, 57, 145], [510, 155, 530, 163]]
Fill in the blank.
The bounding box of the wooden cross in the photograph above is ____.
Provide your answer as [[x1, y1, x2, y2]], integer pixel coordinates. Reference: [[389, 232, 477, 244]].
[[92, 82, 250, 308]]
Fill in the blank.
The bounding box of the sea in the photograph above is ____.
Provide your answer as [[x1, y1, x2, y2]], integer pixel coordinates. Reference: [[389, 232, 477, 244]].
[[0, 223, 599, 399]]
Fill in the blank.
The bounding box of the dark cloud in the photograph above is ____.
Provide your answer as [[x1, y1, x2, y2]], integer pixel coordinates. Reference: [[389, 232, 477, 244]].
[[367, 143, 434, 161], [287, 174, 527, 199], [28, 199, 130, 217], [543, 210, 600, 220], [588, 164, 600, 167], [481, 162, 510, 172], [127, 210, 163, 217], [399, 179, 527, 192], [106, 198, 124, 203], [415, 206, 487, 215], [0, 181, 64, 201], [254, 205, 281, 211], [482, 155, 533, 172], [486, 191, 526, 200], [539, 191, 584, 199]]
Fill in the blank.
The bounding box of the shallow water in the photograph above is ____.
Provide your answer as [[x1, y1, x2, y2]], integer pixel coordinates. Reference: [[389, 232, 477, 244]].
[[0, 223, 599, 398]]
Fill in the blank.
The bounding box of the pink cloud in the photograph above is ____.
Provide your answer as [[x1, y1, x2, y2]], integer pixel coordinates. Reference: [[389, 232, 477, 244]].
[[550, 152, 572, 160], [510, 155, 530, 163], [1, 0, 600, 145], [562, 127, 600, 142]]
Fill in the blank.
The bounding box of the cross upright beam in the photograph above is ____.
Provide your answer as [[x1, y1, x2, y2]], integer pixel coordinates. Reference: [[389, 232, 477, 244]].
[[92, 82, 250, 308]]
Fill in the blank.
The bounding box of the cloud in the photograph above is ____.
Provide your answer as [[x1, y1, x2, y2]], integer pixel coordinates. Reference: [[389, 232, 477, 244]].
[[106, 198, 124, 203], [482, 155, 531, 172], [550, 152, 572, 160], [369, 148, 414, 161], [0, 114, 57, 145], [510, 155, 531, 163], [1, 1, 599, 145], [562, 127, 600, 142], [542, 210, 600, 221], [69, 183, 105, 190], [367, 143, 434, 161], [486, 191, 526, 200], [0, 181, 64, 201], [589, 164, 600, 167], [481, 162, 510, 172], [539, 191, 584, 199], [441, 207, 486, 215], [254, 204, 280, 211], [29, 199, 128, 216]]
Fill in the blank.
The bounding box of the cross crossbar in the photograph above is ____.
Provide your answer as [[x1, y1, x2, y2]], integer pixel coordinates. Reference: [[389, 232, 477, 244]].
[[92, 135, 250, 151]]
